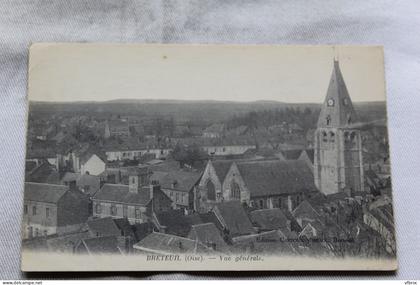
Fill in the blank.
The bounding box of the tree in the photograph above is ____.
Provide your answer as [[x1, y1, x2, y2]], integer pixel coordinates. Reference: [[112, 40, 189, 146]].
[[172, 143, 208, 168]]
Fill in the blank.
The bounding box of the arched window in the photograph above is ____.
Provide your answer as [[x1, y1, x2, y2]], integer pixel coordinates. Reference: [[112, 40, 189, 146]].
[[344, 131, 350, 141], [326, 115, 331, 126], [329, 131, 335, 143], [322, 131, 328, 142], [347, 114, 352, 124], [230, 181, 241, 200], [206, 180, 216, 201]]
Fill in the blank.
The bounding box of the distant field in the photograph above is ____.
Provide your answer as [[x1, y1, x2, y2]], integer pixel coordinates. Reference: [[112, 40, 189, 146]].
[[28, 99, 387, 125]]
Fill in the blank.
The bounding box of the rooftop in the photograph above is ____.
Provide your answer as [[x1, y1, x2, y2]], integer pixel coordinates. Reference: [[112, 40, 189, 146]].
[[24, 182, 68, 203]]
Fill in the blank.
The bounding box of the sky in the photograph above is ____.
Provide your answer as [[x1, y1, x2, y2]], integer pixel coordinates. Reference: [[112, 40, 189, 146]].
[[28, 44, 386, 103]]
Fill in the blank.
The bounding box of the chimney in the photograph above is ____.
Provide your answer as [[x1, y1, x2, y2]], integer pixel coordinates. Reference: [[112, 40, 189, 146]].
[[128, 166, 152, 194]]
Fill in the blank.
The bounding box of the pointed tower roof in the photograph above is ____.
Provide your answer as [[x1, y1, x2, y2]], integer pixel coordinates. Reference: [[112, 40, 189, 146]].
[[317, 60, 358, 128]]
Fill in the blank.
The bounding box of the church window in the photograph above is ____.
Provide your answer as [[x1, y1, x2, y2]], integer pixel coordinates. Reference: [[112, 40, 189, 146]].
[[350, 132, 356, 141], [347, 115, 352, 124], [343, 98, 349, 106], [206, 180, 216, 201], [326, 115, 331, 126], [329, 131, 335, 143], [322, 131, 328, 142], [230, 181, 241, 200]]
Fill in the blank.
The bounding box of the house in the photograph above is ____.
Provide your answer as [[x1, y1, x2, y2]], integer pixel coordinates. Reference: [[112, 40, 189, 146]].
[[363, 204, 396, 254], [26, 138, 59, 168], [292, 200, 323, 229], [202, 144, 255, 156], [57, 144, 106, 175], [249, 208, 291, 232], [104, 119, 130, 138], [104, 142, 172, 161], [92, 167, 173, 225], [25, 162, 60, 184], [187, 223, 230, 252], [211, 200, 256, 237], [75, 236, 123, 255], [22, 182, 90, 239], [202, 123, 225, 138], [197, 159, 318, 212], [153, 209, 203, 237], [84, 217, 136, 253], [151, 170, 202, 210], [133, 232, 213, 255], [61, 172, 101, 196]]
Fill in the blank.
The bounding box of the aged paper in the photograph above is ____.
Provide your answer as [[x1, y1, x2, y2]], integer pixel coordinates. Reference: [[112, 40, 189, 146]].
[[22, 44, 397, 271]]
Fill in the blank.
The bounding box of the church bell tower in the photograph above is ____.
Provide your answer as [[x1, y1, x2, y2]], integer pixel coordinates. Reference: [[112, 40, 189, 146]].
[[314, 59, 364, 195]]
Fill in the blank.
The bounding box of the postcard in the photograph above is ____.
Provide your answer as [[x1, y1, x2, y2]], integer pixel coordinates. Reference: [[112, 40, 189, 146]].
[[21, 44, 397, 271]]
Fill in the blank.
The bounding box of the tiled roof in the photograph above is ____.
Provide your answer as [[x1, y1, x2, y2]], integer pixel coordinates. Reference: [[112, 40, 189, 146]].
[[292, 200, 322, 221], [236, 160, 316, 197], [151, 170, 202, 193], [155, 210, 203, 237], [317, 60, 358, 128], [249, 208, 289, 231], [86, 217, 123, 237], [133, 232, 212, 254], [188, 223, 229, 252], [81, 236, 121, 254], [213, 201, 255, 236], [93, 183, 152, 206], [210, 160, 234, 183], [26, 162, 60, 184], [281, 149, 303, 160], [24, 182, 68, 203], [203, 123, 225, 133]]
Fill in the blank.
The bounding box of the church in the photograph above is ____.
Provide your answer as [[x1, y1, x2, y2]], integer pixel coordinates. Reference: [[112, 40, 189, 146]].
[[196, 59, 366, 212], [314, 59, 365, 195]]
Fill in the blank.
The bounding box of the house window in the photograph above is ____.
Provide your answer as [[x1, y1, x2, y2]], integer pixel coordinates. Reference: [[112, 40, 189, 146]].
[[111, 204, 117, 216], [175, 192, 179, 202], [32, 206, 37, 215], [278, 197, 283, 208], [46, 208, 50, 218], [259, 200, 264, 208], [35, 228, 39, 237], [24, 205, 28, 215], [135, 208, 141, 219], [95, 203, 101, 214], [230, 181, 241, 200], [43, 230, 48, 236], [206, 180, 216, 201], [123, 205, 128, 218]]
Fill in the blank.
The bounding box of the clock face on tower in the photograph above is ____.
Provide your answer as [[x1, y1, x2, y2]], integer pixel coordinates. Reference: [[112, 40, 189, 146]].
[[327, 98, 334, 106]]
